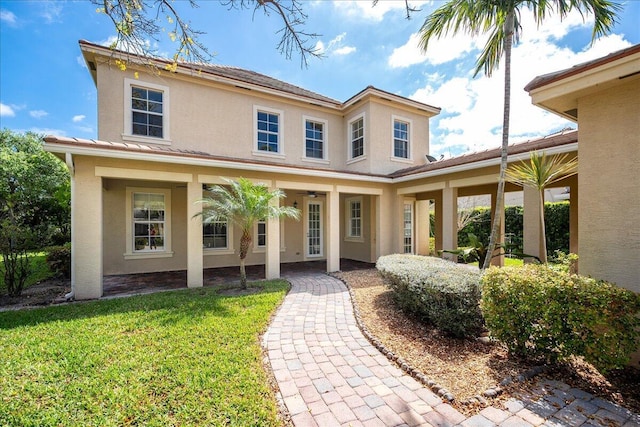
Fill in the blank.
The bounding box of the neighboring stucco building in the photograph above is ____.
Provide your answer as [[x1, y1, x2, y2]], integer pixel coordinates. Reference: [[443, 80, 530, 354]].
[[47, 40, 635, 301], [526, 44, 640, 293]]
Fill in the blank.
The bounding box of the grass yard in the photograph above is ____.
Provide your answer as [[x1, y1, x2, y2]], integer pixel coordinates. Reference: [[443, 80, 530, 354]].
[[0, 281, 289, 427], [0, 251, 54, 293]]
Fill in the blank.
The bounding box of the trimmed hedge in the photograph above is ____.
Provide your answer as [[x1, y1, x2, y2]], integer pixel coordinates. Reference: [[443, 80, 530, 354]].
[[377, 254, 484, 338], [481, 265, 640, 372]]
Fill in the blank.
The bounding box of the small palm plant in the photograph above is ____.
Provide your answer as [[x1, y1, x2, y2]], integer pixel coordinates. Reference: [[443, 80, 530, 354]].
[[506, 151, 578, 263], [197, 178, 300, 289]]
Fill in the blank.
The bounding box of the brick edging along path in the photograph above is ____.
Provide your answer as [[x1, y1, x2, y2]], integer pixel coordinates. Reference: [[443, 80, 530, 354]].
[[263, 274, 639, 427]]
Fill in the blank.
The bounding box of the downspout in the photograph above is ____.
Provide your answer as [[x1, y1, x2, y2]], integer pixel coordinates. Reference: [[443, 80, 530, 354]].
[[64, 152, 75, 301]]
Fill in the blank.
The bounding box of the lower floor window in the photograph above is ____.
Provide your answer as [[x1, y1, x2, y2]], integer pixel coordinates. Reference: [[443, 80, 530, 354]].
[[403, 202, 413, 254], [133, 192, 166, 252], [203, 221, 228, 249]]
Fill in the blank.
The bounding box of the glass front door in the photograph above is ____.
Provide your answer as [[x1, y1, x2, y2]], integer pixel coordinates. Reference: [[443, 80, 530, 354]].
[[306, 201, 323, 257]]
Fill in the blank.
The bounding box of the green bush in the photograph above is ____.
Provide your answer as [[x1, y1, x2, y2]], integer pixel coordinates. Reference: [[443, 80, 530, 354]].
[[377, 254, 484, 338], [481, 265, 640, 372], [46, 244, 71, 279]]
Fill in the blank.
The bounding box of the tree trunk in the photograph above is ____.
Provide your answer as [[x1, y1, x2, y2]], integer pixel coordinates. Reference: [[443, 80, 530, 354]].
[[239, 229, 252, 289], [482, 10, 514, 270]]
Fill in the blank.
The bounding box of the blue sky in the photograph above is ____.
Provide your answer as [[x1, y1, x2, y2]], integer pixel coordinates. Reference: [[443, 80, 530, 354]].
[[1, 0, 639, 158]]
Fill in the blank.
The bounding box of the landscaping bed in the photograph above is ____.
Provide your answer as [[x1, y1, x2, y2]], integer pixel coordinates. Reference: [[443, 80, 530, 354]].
[[334, 268, 640, 416]]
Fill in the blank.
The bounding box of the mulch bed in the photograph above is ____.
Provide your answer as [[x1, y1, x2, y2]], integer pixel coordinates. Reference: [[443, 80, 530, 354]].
[[333, 269, 640, 416]]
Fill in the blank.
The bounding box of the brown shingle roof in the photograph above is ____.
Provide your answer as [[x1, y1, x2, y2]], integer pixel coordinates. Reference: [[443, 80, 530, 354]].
[[390, 128, 578, 178], [525, 44, 640, 92]]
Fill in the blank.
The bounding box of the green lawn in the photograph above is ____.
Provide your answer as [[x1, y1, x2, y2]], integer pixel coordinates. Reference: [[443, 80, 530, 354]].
[[0, 251, 54, 293], [0, 281, 289, 427]]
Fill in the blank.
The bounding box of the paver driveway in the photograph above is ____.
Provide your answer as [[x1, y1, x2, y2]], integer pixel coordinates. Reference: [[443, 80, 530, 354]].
[[263, 273, 640, 427]]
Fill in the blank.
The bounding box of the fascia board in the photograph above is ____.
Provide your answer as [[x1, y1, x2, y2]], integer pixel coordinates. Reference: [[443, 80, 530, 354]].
[[43, 143, 393, 184]]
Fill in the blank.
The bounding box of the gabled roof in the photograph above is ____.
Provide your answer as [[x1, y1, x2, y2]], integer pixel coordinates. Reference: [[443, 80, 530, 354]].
[[390, 128, 578, 179], [78, 40, 439, 114]]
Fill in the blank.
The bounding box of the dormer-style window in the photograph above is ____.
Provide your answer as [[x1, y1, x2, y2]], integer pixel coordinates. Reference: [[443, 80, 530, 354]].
[[254, 106, 284, 157], [349, 114, 365, 162], [392, 116, 412, 161], [123, 79, 170, 144]]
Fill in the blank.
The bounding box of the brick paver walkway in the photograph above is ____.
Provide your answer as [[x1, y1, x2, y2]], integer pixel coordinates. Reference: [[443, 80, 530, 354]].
[[263, 273, 640, 427]]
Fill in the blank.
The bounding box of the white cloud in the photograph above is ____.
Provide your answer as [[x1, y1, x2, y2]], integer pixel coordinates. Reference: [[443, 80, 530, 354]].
[[389, 32, 483, 68], [316, 33, 357, 57], [332, 0, 430, 22], [72, 115, 86, 123], [75, 125, 94, 133], [0, 9, 17, 25], [28, 128, 67, 137], [0, 103, 15, 117], [41, 1, 63, 24], [29, 110, 48, 119]]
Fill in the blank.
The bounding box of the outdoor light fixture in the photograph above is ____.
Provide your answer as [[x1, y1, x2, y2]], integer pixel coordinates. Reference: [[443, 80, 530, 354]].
[[293, 201, 298, 209]]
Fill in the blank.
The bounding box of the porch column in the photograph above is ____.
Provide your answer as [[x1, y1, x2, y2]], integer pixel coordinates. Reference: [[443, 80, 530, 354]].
[[416, 200, 431, 255], [265, 196, 281, 279], [569, 181, 579, 256], [72, 171, 103, 300], [523, 185, 543, 263], [442, 186, 458, 261], [490, 189, 505, 267], [186, 180, 203, 288], [326, 189, 340, 272]]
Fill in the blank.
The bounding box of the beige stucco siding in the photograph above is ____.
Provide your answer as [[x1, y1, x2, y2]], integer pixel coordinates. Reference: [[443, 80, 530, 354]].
[[577, 78, 640, 291]]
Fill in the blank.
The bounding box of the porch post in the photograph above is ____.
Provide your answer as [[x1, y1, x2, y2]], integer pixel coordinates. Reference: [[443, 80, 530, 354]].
[[569, 180, 579, 256], [442, 186, 458, 261], [187, 180, 203, 288], [416, 200, 430, 255], [71, 170, 103, 299], [265, 196, 281, 279], [326, 189, 340, 272], [523, 185, 543, 263]]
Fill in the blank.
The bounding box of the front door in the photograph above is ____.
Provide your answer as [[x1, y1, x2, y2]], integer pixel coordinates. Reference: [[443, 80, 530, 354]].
[[306, 200, 323, 258]]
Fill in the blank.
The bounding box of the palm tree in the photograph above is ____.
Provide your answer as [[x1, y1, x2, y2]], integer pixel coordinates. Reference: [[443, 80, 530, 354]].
[[506, 151, 578, 262], [417, 0, 621, 269], [197, 178, 300, 288]]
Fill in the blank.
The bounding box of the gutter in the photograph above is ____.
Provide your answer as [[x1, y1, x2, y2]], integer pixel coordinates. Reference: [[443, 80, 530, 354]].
[[64, 153, 75, 301]]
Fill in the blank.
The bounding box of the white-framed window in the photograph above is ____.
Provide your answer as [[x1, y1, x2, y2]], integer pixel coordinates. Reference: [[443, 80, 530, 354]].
[[253, 219, 286, 253], [203, 220, 229, 250], [392, 116, 413, 162], [348, 114, 365, 163], [302, 116, 329, 163], [124, 187, 172, 259], [345, 196, 364, 242], [253, 106, 284, 158], [123, 79, 171, 144], [403, 201, 414, 254]]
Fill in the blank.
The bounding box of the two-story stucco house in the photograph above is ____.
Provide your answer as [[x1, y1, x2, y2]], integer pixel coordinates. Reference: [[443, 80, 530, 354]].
[[44, 40, 638, 302]]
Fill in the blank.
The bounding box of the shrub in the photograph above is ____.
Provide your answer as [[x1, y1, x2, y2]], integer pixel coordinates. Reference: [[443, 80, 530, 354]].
[[376, 254, 484, 338], [481, 265, 640, 372], [46, 244, 71, 279]]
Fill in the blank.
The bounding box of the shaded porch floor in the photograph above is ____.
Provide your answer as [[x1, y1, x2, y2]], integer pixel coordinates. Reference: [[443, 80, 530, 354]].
[[103, 259, 374, 297]]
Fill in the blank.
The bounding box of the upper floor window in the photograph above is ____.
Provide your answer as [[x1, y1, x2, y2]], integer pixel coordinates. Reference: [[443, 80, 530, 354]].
[[393, 119, 410, 159], [303, 117, 328, 162], [349, 115, 365, 161], [132, 87, 163, 138], [254, 106, 284, 157], [124, 79, 171, 144]]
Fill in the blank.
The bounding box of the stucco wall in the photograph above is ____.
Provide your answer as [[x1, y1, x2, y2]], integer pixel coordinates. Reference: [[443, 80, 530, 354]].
[[577, 78, 640, 292]]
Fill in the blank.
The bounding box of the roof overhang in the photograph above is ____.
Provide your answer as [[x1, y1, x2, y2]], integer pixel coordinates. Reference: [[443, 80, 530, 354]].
[[525, 44, 640, 121]]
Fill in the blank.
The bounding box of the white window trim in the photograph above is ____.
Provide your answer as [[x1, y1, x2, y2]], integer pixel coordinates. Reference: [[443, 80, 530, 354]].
[[301, 116, 330, 164], [253, 105, 285, 159], [123, 78, 172, 145], [305, 198, 324, 259], [203, 219, 235, 255], [124, 187, 173, 260], [403, 201, 415, 254], [252, 219, 286, 253], [347, 113, 367, 164], [345, 196, 364, 243], [391, 115, 413, 163]]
